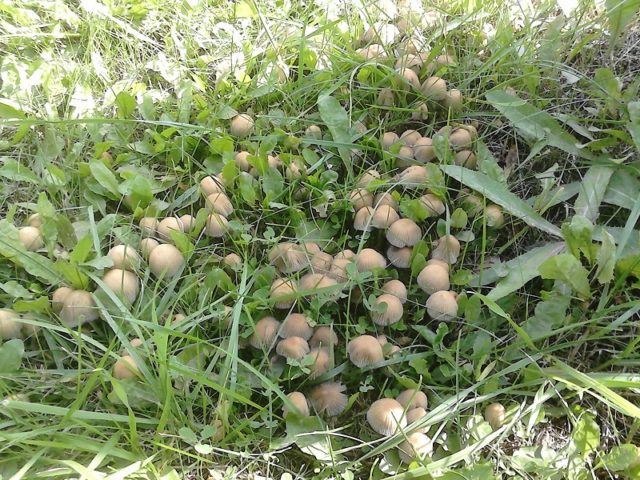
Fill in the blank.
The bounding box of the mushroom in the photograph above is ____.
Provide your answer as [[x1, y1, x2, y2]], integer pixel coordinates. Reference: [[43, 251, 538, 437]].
[[350, 188, 373, 210], [426, 258, 450, 271], [281, 313, 313, 340], [485, 402, 506, 429], [395, 165, 429, 188], [310, 251, 333, 274], [299, 273, 328, 291], [387, 246, 412, 269], [420, 194, 445, 216], [59, 290, 99, 327], [179, 214, 195, 232], [250, 316, 281, 350], [371, 205, 400, 229], [436, 54, 455, 67], [417, 264, 450, 295], [485, 205, 505, 228], [354, 207, 374, 232], [397, 68, 420, 89], [413, 137, 435, 163], [309, 382, 348, 417], [395, 53, 423, 73], [0, 309, 22, 339], [18, 227, 43, 251], [334, 249, 356, 260], [107, 245, 141, 271], [51, 287, 73, 314], [396, 145, 415, 168], [102, 268, 140, 304], [398, 432, 433, 464], [148, 243, 185, 279], [270, 278, 297, 309], [229, 114, 254, 138], [200, 175, 224, 195], [139, 217, 158, 237], [268, 243, 308, 274], [305, 125, 322, 140], [406, 407, 428, 433], [356, 248, 387, 272], [396, 389, 428, 410], [309, 326, 338, 349], [447, 128, 473, 150], [347, 335, 384, 367], [374, 192, 398, 210], [371, 294, 403, 326], [425, 291, 458, 321], [454, 150, 476, 169], [386, 219, 422, 248], [377, 88, 394, 107], [234, 151, 251, 171], [205, 193, 234, 217], [308, 347, 330, 378], [381, 132, 400, 150], [367, 398, 407, 436], [357, 170, 381, 188], [432, 235, 460, 264], [276, 336, 310, 360], [283, 391, 310, 417], [377, 335, 388, 346], [140, 238, 159, 258], [421, 76, 447, 100], [400, 130, 422, 147], [382, 280, 407, 303], [157, 217, 184, 241], [113, 355, 140, 380], [27, 213, 43, 228]]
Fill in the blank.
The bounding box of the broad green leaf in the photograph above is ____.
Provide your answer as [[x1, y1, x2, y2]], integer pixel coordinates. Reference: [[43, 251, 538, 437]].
[[89, 160, 120, 198], [603, 168, 640, 209], [486, 90, 595, 160], [120, 176, 153, 209], [238, 173, 257, 205], [562, 215, 595, 263], [451, 208, 468, 229], [13, 296, 50, 313], [0, 99, 26, 119], [605, 0, 640, 47], [600, 444, 639, 471], [594, 68, 621, 100], [70, 235, 94, 264], [0, 281, 32, 299], [476, 141, 506, 184], [572, 413, 600, 457], [522, 292, 571, 340], [628, 101, 640, 150], [437, 464, 496, 480], [115, 91, 136, 118], [0, 339, 24, 372], [317, 93, 353, 177], [539, 254, 591, 299], [596, 229, 616, 284], [0, 158, 40, 184], [574, 166, 614, 222], [440, 165, 562, 237]]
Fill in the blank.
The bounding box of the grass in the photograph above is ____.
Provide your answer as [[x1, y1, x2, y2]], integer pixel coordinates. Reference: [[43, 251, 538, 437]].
[[1, 0, 640, 479]]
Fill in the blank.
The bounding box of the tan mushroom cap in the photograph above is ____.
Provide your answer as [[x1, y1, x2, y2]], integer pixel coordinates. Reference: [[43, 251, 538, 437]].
[[398, 432, 433, 464], [305, 125, 322, 140], [283, 391, 310, 417], [411, 102, 429, 121], [485, 204, 505, 228], [113, 355, 140, 380], [107, 245, 141, 271], [229, 113, 254, 138], [420, 194, 445, 217], [371, 205, 400, 229], [395, 53, 423, 73], [350, 188, 373, 210], [102, 268, 140, 304], [397, 67, 420, 89], [179, 214, 195, 232], [382, 132, 400, 150], [454, 150, 477, 168], [205, 193, 234, 217], [387, 218, 422, 248], [281, 313, 313, 340], [413, 137, 435, 163], [357, 170, 381, 188], [205, 213, 229, 238], [59, 290, 99, 327], [356, 248, 387, 272], [400, 129, 422, 147], [377, 335, 388, 346], [448, 128, 473, 150], [234, 151, 251, 171], [382, 280, 407, 304], [200, 175, 224, 195], [140, 238, 159, 258], [396, 389, 428, 410], [309, 382, 348, 417], [139, 217, 158, 237], [432, 235, 461, 264], [27, 213, 43, 228], [421, 76, 447, 101], [425, 290, 458, 321], [426, 258, 450, 271], [310, 251, 333, 273], [406, 407, 428, 431], [395, 165, 429, 188], [270, 278, 297, 309], [387, 246, 412, 269], [250, 316, 281, 350], [18, 226, 43, 251], [371, 294, 404, 326], [268, 242, 309, 274], [354, 206, 374, 232], [443, 89, 463, 111], [276, 336, 310, 360], [299, 273, 330, 291], [374, 192, 398, 210], [347, 335, 384, 367], [157, 217, 184, 242], [308, 347, 331, 378], [51, 287, 73, 314], [149, 243, 185, 279], [367, 398, 407, 436], [0, 309, 22, 339], [309, 326, 338, 349], [396, 145, 415, 168], [485, 402, 506, 429], [335, 249, 356, 260], [417, 264, 450, 295]]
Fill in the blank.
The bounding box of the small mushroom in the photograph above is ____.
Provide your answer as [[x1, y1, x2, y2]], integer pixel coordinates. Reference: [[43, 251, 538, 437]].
[[432, 235, 460, 264], [371, 294, 403, 326], [381, 132, 400, 150], [371, 205, 400, 229], [309, 326, 338, 349], [357, 170, 381, 187], [310, 251, 333, 274], [386, 219, 422, 248], [139, 217, 158, 237], [400, 129, 422, 147], [398, 432, 433, 464], [113, 355, 140, 380], [411, 102, 429, 121], [250, 316, 281, 350], [334, 249, 356, 260], [140, 238, 159, 258], [347, 335, 384, 367], [51, 287, 73, 314], [406, 407, 428, 433], [374, 192, 398, 210], [270, 278, 297, 309], [356, 248, 387, 272], [205, 213, 229, 238], [354, 207, 374, 232], [200, 175, 224, 195], [229, 114, 254, 138], [447, 128, 473, 150], [397, 68, 420, 89], [425, 290, 458, 321], [367, 398, 407, 436], [157, 217, 184, 241], [18, 227, 43, 251], [387, 246, 412, 269], [283, 391, 310, 417], [396, 145, 415, 168], [107, 245, 141, 271], [148, 244, 185, 279], [0, 309, 22, 339], [443, 89, 463, 111], [421, 76, 447, 101], [454, 150, 477, 168], [276, 336, 310, 360], [417, 264, 450, 295], [350, 188, 373, 210], [395, 165, 429, 188], [485, 205, 505, 228], [59, 290, 99, 327], [27, 213, 43, 228], [205, 193, 234, 217], [223, 253, 242, 269], [420, 194, 445, 216], [102, 268, 140, 304], [268, 243, 308, 274], [179, 214, 195, 232], [305, 125, 322, 140], [396, 389, 428, 410], [382, 280, 407, 303], [485, 402, 506, 429], [413, 137, 435, 163], [281, 313, 313, 340], [308, 347, 330, 378], [234, 151, 251, 171], [309, 382, 348, 417]]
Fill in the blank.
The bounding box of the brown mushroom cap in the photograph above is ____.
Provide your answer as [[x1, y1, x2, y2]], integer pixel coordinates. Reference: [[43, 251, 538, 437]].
[[374, 192, 398, 210], [305, 125, 322, 140], [250, 316, 281, 350], [229, 114, 254, 138], [425, 290, 458, 321], [205, 193, 234, 217], [309, 326, 338, 349], [276, 336, 310, 360], [234, 151, 251, 171], [432, 235, 461, 264], [411, 102, 429, 121], [51, 287, 73, 314], [334, 249, 356, 261], [413, 137, 435, 163], [382, 132, 400, 150], [113, 355, 140, 380], [448, 128, 473, 150], [309, 382, 348, 417], [205, 213, 229, 238], [387, 218, 422, 248], [398, 432, 433, 463], [18, 226, 43, 251], [270, 278, 297, 309], [426, 258, 450, 271], [371, 205, 400, 229], [269, 243, 309, 274], [59, 290, 99, 327], [400, 129, 422, 147], [387, 246, 412, 269], [140, 238, 159, 258], [354, 206, 374, 232], [396, 145, 415, 168], [420, 194, 445, 217], [395, 165, 429, 188], [485, 205, 505, 228], [347, 335, 384, 367], [27, 213, 43, 228], [356, 248, 387, 272], [179, 214, 195, 232], [397, 67, 420, 89], [454, 150, 477, 169], [350, 188, 373, 210], [157, 217, 184, 241], [200, 175, 224, 196], [396, 389, 428, 410], [308, 347, 331, 378], [283, 391, 310, 417], [485, 402, 506, 429], [310, 251, 333, 274], [0, 309, 22, 339], [406, 407, 428, 430], [395, 53, 423, 73], [139, 217, 158, 237], [382, 280, 407, 303], [443, 89, 463, 111], [299, 273, 329, 291], [417, 264, 450, 295], [367, 398, 407, 436], [107, 245, 141, 271], [421, 76, 447, 101], [281, 313, 313, 340], [357, 170, 381, 188], [102, 269, 140, 304], [149, 244, 185, 279], [371, 294, 404, 326]]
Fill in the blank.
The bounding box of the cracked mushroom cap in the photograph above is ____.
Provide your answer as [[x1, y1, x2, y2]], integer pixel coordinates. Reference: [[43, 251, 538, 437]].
[[309, 382, 348, 417], [382, 280, 407, 303], [270, 278, 297, 309], [347, 335, 384, 367], [205, 213, 229, 238], [157, 217, 184, 241], [350, 188, 373, 210], [425, 290, 458, 321], [113, 355, 140, 380], [268, 242, 309, 274], [367, 398, 407, 436], [374, 192, 398, 210], [396, 389, 428, 410], [229, 113, 254, 138], [283, 392, 310, 417], [0, 309, 22, 339], [140, 238, 159, 258], [420, 194, 445, 217], [281, 313, 313, 340], [18, 227, 43, 251], [485, 402, 506, 429], [356, 248, 387, 272], [387, 246, 412, 269], [139, 217, 158, 237], [386, 219, 422, 248], [309, 326, 338, 349], [421, 76, 447, 101], [395, 165, 429, 188], [308, 347, 331, 379], [200, 175, 225, 195], [357, 170, 381, 188], [51, 287, 73, 314], [417, 264, 450, 295], [354, 206, 374, 232], [276, 336, 310, 360], [149, 244, 185, 279], [250, 316, 281, 350], [371, 205, 400, 229], [59, 290, 99, 327], [107, 245, 141, 271], [398, 432, 433, 464], [432, 235, 460, 264], [102, 269, 140, 304], [205, 193, 234, 217], [371, 294, 404, 326]]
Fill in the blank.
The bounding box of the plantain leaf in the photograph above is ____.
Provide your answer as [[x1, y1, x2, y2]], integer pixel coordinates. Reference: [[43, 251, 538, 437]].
[[574, 166, 614, 222], [539, 253, 591, 299], [317, 93, 353, 178]]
